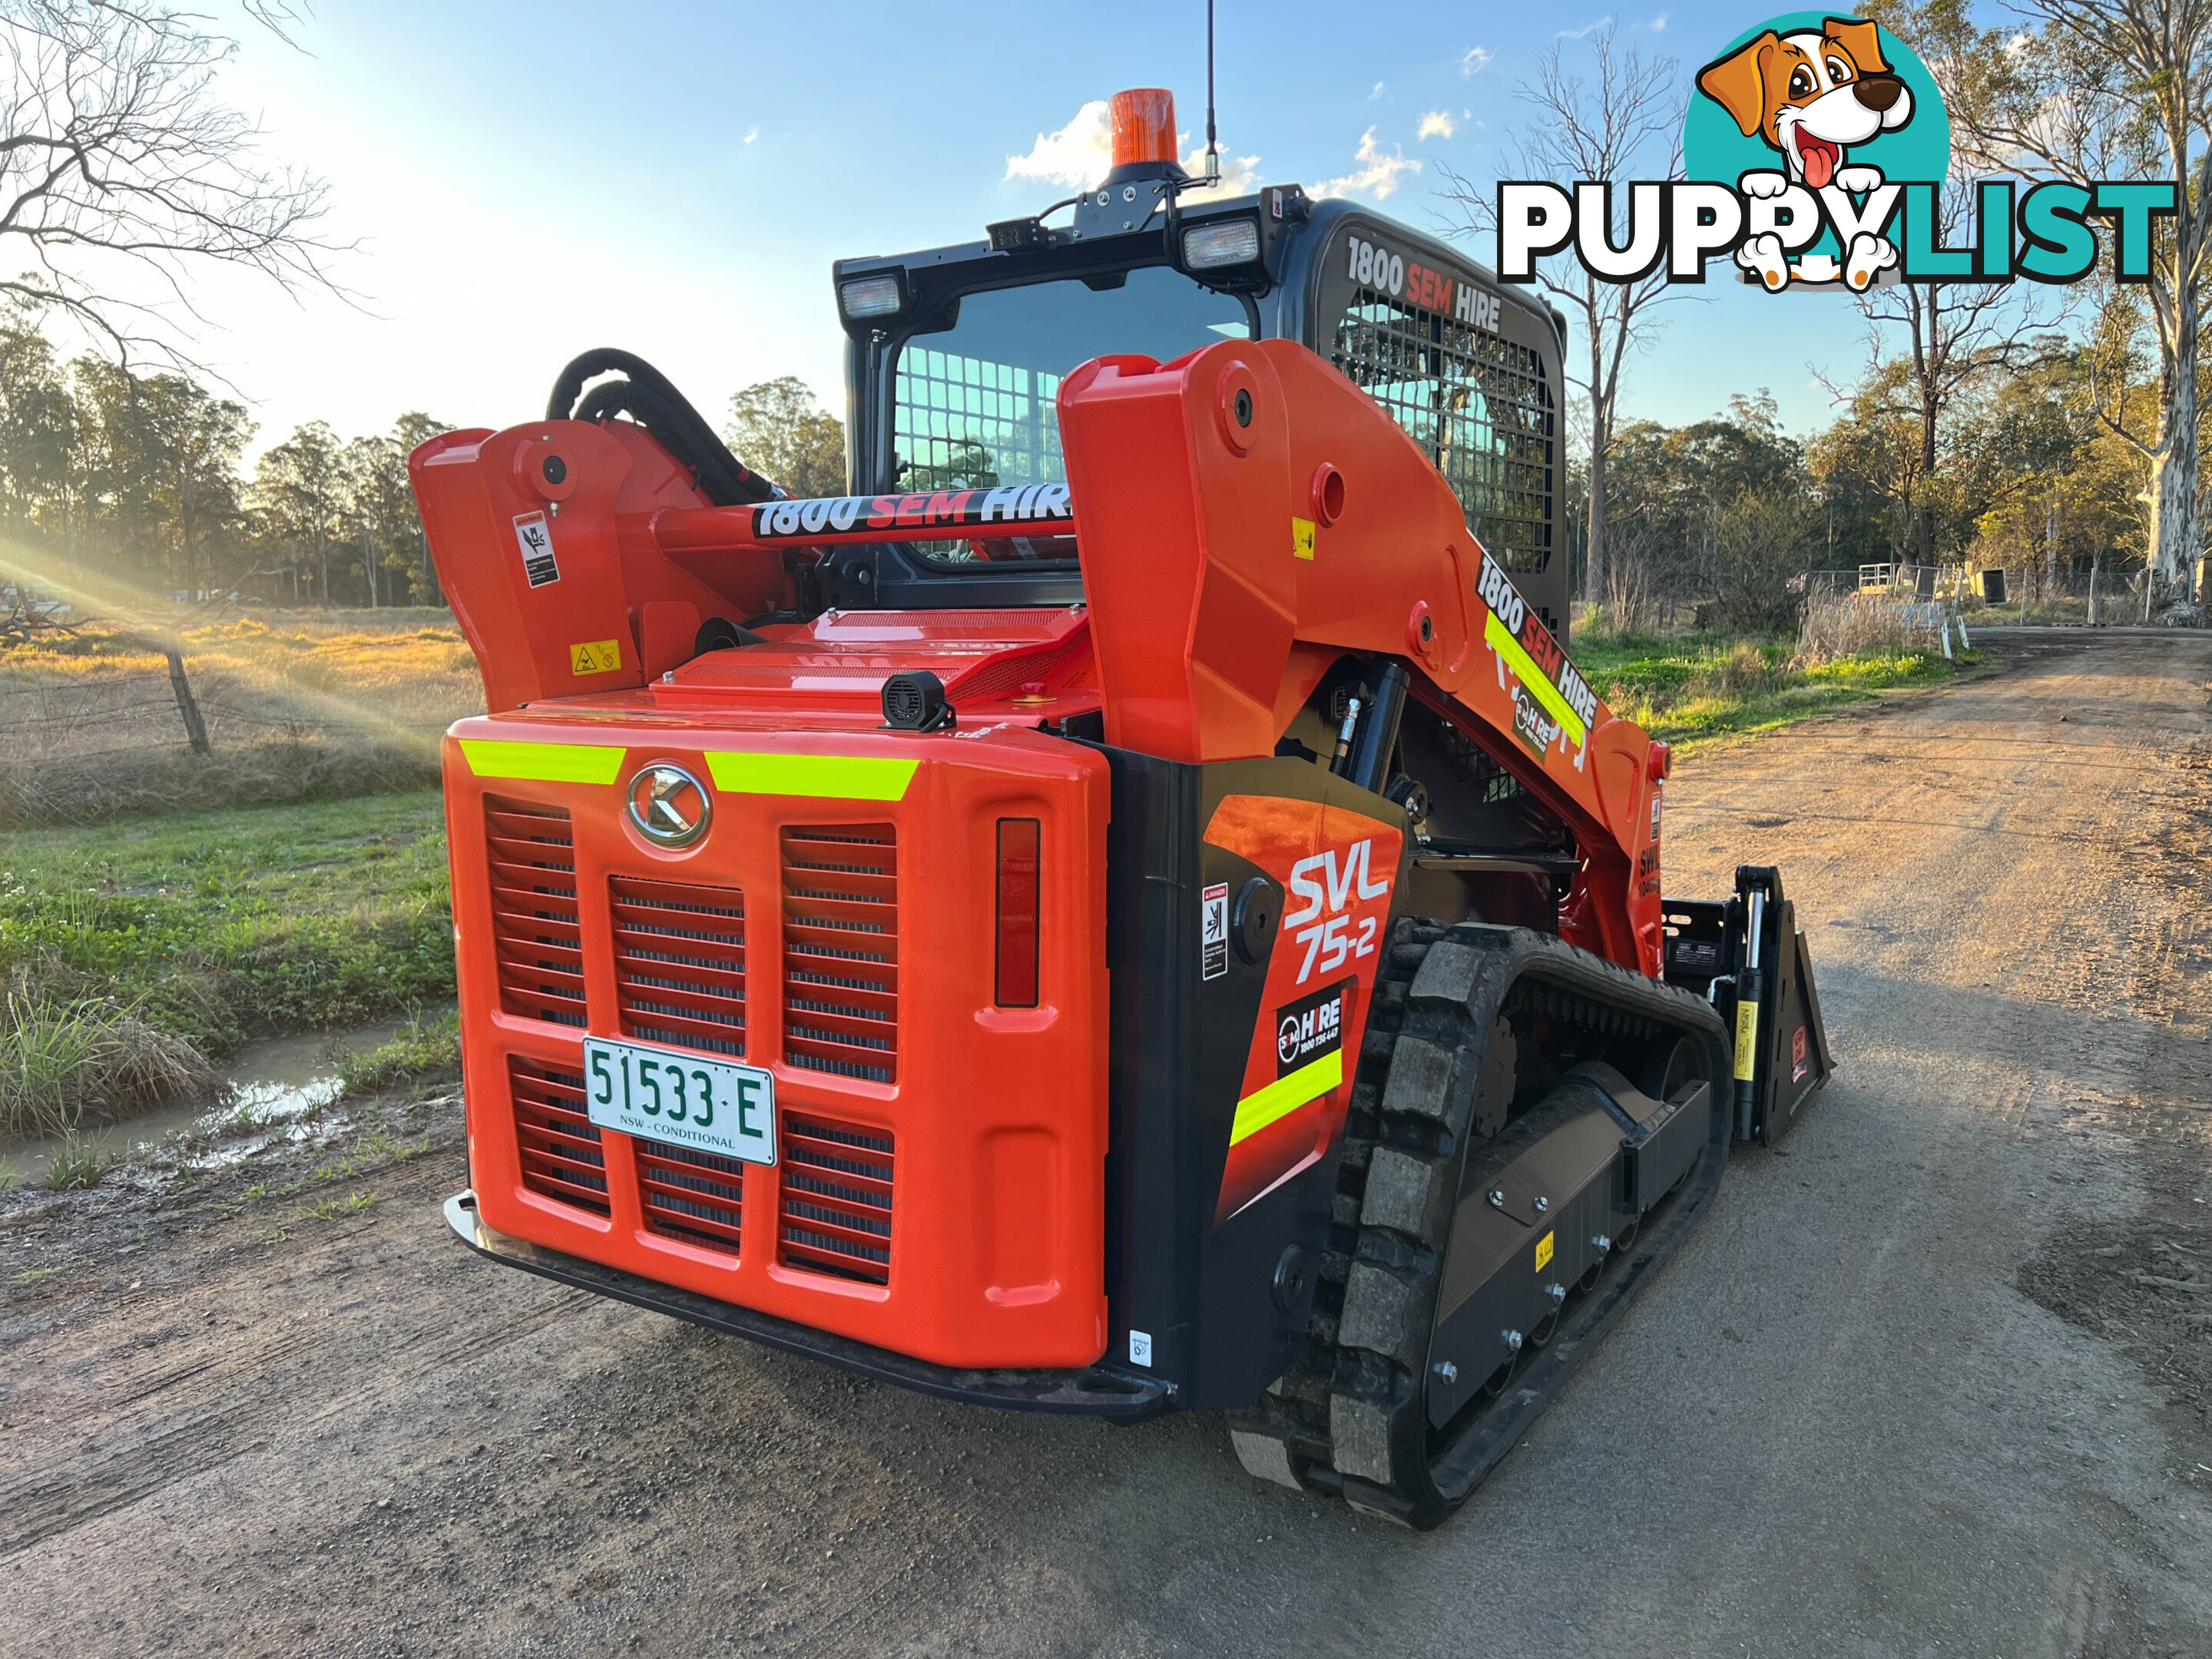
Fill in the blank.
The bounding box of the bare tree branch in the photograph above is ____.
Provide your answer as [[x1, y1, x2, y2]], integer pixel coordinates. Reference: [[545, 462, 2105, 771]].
[[0, 0, 349, 374], [1435, 22, 1687, 609]]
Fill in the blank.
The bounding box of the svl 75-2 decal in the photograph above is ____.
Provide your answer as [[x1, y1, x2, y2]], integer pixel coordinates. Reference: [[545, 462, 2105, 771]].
[[1283, 837, 1392, 983]]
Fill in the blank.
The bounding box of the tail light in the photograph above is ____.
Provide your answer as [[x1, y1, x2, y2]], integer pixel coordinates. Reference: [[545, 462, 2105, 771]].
[[995, 818, 1041, 1008]]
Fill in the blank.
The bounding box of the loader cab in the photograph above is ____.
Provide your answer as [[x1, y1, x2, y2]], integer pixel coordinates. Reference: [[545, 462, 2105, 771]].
[[830, 174, 1571, 640]]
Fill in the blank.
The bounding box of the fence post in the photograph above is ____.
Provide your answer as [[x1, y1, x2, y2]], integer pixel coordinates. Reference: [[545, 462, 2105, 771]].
[[164, 650, 211, 756]]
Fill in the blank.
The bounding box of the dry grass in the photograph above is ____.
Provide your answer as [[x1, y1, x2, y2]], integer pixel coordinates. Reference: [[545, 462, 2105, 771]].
[[1793, 590, 1922, 666], [2, 985, 220, 1138], [0, 608, 481, 825]]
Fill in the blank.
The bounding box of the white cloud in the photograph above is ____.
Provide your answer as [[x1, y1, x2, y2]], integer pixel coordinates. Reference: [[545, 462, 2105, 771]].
[[742, 125, 760, 144], [1183, 143, 1265, 194], [1647, 12, 1668, 29], [1006, 99, 1113, 187], [1557, 18, 1611, 38], [1005, 100, 1263, 196], [1316, 127, 1422, 201], [1417, 111, 1456, 141], [1460, 46, 1493, 76], [1370, 80, 1386, 98]]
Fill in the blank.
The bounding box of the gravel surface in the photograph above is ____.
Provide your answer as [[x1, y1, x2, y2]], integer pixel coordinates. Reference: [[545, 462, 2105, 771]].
[[3, 630, 2207, 1657]]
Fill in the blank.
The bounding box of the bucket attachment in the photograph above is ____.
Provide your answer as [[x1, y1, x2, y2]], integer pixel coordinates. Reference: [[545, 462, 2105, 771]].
[[1658, 866, 1834, 1145]]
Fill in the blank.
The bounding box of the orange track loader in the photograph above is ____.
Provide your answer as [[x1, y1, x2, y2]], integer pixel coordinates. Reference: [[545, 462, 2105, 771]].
[[418, 90, 1830, 1527]]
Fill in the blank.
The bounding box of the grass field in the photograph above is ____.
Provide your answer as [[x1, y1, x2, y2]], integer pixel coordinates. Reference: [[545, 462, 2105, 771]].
[[1571, 634, 1960, 749], [0, 609, 482, 825], [0, 790, 452, 1136]]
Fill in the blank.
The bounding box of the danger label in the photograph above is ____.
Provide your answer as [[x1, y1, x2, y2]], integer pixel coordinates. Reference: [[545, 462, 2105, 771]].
[[1201, 882, 1230, 982], [569, 638, 622, 675], [512, 512, 559, 587]]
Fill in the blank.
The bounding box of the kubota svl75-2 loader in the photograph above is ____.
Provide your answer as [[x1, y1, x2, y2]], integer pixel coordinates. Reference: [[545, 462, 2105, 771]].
[[416, 88, 1832, 1528]]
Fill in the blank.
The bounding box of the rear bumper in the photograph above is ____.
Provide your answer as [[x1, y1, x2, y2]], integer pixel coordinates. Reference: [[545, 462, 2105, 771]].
[[443, 1191, 1171, 1418]]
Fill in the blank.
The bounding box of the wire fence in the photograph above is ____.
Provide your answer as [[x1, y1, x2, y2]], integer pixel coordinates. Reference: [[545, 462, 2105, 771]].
[[0, 620, 485, 823]]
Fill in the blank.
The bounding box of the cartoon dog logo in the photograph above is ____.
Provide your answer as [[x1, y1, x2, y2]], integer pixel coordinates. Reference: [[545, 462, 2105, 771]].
[[1697, 16, 1914, 290]]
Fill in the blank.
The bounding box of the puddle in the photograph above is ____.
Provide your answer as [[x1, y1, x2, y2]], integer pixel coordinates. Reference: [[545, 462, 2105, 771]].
[[2, 1012, 436, 1186]]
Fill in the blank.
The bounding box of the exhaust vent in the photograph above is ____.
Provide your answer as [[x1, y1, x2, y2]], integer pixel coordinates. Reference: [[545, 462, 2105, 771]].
[[485, 796, 585, 1027], [636, 1141, 747, 1256], [508, 1055, 608, 1216], [610, 877, 747, 1057], [779, 825, 899, 1084], [778, 1113, 893, 1283]]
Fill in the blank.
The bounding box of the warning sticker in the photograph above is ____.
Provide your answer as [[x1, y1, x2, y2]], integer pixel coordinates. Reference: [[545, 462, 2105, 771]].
[[1792, 1024, 1809, 1084], [1201, 882, 1230, 981], [569, 638, 622, 675], [512, 511, 560, 587], [1291, 516, 1316, 561], [1535, 1230, 1555, 1273]]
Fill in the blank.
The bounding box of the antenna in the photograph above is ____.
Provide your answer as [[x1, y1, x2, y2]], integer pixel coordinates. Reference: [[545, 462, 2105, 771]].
[[1204, 0, 1220, 184]]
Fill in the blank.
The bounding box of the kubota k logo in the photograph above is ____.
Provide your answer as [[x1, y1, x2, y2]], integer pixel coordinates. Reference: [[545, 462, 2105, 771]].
[[626, 763, 710, 849]]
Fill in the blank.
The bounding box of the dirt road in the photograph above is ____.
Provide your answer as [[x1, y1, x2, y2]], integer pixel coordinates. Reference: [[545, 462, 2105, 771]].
[[5, 631, 2209, 1658]]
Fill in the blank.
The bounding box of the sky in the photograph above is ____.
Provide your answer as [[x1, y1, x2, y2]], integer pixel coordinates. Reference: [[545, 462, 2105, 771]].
[[154, 0, 1926, 456]]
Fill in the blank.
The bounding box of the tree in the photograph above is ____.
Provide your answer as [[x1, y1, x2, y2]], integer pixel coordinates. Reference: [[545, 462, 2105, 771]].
[[250, 420, 342, 603], [1823, 184, 2065, 565], [1885, 0, 2212, 599], [724, 377, 846, 497], [390, 412, 452, 602], [0, 303, 78, 548], [131, 370, 250, 595], [0, 0, 339, 366], [1961, 333, 2151, 594], [1439, 23, 1685, 607]]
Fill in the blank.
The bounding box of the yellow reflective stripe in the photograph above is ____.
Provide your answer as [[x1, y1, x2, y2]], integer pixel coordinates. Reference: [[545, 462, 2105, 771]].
[[1230, 1049, 1343, 1146], [705, 752, 919, 802], [1483, 610, 1588, 747], [459, 738, 625, 784]]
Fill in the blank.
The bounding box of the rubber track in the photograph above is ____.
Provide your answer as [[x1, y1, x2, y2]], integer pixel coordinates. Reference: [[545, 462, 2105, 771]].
[[1228, 919, 1730, 1528]]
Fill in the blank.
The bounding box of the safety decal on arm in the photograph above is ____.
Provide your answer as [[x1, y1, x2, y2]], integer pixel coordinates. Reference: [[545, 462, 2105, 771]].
[[512, 511, 559, 587]]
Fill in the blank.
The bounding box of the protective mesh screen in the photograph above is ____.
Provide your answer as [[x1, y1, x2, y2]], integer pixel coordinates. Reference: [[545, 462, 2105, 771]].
[[1330, 291, 1556, 575], [893, 348, 1064, 491]]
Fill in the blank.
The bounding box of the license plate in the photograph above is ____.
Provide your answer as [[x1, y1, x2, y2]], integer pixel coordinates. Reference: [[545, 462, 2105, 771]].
[[581, 1037, 777, 1166]]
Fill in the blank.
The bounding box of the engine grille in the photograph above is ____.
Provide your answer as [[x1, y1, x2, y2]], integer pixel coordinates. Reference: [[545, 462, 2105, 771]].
[[778, 1113, 894, 1283], [485, 797, 586, 1027], [508, 1055, 608, 1215], [635, 1141, 747, 1256], [779, 825, 899, 1084], [610, 877, 747, 1057]]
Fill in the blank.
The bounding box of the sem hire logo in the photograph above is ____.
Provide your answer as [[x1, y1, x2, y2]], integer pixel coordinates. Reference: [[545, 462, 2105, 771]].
[[1496, 12, 2174, 293]]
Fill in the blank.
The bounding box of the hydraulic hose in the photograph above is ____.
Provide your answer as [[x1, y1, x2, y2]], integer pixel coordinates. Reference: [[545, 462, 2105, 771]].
[[546, 347, 780, 507]]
